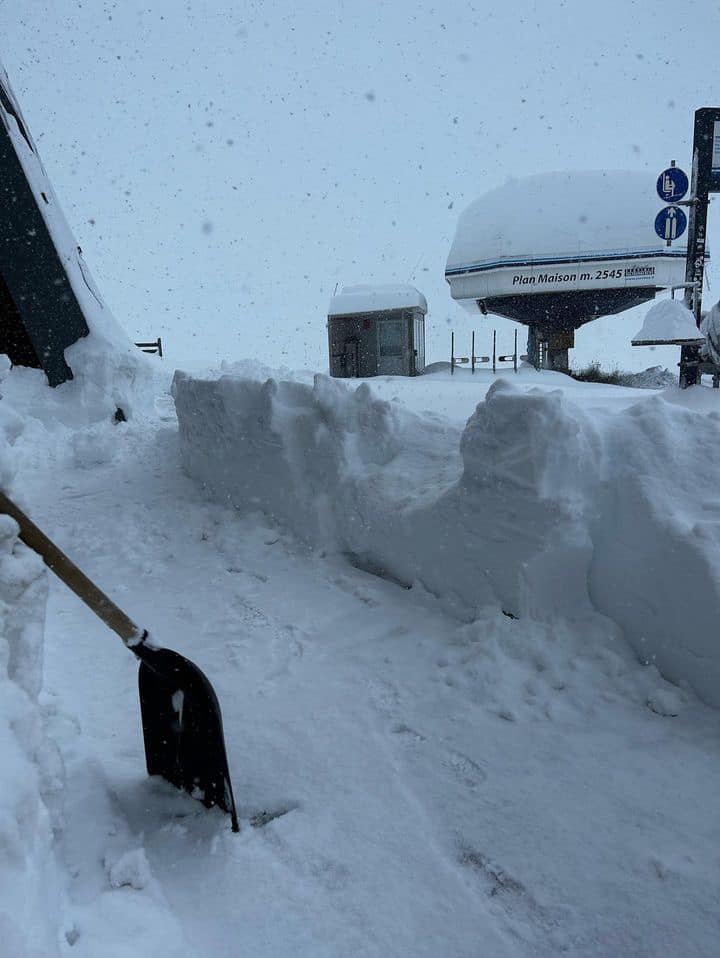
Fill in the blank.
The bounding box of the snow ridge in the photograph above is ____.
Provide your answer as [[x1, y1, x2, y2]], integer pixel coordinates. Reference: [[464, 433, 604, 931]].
[[0, 514, 64, 956], [174, 367, 720, 707]]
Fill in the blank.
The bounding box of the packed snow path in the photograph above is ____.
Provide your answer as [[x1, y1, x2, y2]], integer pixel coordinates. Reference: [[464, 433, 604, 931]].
[[19, 401, 720, 957]]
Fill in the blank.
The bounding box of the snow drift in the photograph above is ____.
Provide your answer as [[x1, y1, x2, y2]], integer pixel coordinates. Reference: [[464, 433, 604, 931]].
[[173, 367, 720, 708], [0, 419, 63, 956], [589, 393, 720, 707], [0, 336, 159, 953]]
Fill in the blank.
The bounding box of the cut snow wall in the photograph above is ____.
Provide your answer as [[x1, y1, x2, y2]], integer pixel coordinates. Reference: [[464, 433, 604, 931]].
[[174, 368, 720, 707], [0, 408, 64, 955], [0, 514, 64, 955], [589, 397, 720, 706], [172, 372, 599, 621]]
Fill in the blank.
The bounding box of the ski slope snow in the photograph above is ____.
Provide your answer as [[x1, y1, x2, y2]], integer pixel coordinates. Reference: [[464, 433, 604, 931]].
[[1, 354, 719, 957], [1, 2, 720, 953]]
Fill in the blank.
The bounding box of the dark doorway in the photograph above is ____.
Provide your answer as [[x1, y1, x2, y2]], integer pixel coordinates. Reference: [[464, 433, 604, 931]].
[[0, 272, 41, 369], [343, 337, 360, 377]]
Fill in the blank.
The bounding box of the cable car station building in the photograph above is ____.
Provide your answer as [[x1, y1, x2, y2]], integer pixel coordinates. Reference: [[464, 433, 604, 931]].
[[328, 285, 426, 378], [445, 171, 688, 371]]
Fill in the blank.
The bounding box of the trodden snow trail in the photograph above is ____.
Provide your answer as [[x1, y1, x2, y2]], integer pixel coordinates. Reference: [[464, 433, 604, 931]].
[[20, 407, 720, 957], [29, 418, 511, 957]]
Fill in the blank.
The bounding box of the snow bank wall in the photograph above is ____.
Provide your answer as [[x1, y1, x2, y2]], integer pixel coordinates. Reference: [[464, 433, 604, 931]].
[[173, 371, 595, 619], [589, 396, 720, 707], [173, 370, 720, 707], [0, 417, 64, 955]]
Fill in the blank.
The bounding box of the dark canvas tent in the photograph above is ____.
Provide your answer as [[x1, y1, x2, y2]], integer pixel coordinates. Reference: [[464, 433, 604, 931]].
[[0, 68, 89, 387]]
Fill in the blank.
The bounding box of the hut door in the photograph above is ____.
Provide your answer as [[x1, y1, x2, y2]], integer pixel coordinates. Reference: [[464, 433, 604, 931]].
[[343, 337, 360, 377], [377, 319, 405, 376]]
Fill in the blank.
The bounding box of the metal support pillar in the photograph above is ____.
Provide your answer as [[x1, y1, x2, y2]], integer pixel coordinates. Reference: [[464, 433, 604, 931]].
[[680, 108, 719, 387]]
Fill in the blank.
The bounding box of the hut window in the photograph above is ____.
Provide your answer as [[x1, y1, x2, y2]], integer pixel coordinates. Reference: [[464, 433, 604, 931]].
[[378, 319, 404, 356]]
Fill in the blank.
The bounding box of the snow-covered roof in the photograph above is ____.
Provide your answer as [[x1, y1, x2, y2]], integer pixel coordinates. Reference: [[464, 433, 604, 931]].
[[0, 60, 129, 350], [328, 284, 427, 317], [447, 171, 686, 272], [1, 58, 149, 411]]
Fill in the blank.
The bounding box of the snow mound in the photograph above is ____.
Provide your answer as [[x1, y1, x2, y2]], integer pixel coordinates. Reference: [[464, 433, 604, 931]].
[[632, 298, 703, 344], [0, 394, 65, 955], [0, 512, 64, 956], [461, 380, 600, 506], [589, 394, 720, 706], [106, 848, 153, 891], [172, 371, 402, 545], [174, 366, 720, 708], [618, 366, 676, 389]]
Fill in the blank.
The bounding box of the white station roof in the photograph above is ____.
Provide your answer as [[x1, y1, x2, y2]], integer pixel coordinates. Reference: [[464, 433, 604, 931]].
[[329, 284, 427, 317], [446, 170, 688, 306], [447, 170, 684, 268]]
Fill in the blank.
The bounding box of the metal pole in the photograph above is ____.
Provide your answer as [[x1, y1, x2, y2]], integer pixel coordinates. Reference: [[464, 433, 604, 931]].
[[513, 329, 518, 372], [680, 110, 715, 387], [680, 150, 704, 386], [683, 160, 709, 325], [451, 331, 455, 375], [492, 330, 496, 374], [471, 330, 475, 374]]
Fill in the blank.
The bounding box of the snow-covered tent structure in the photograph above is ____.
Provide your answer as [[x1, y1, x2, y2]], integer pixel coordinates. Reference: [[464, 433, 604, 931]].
[[632, 297, 704, 346], [445, 171, 688, 371], [328, 285, 426, 377], [1, 64, 91, 386]]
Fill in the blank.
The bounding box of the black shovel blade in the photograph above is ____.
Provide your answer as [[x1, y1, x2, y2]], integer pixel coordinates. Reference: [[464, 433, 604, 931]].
[[136, 645, 239, 832]]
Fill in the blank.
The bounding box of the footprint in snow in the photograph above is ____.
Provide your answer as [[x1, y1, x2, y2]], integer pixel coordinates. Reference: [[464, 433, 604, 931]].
[[366, 677, 402, 718], [391, 722, 426, 743], [458, 845, 576, 951], [442, 750, 487, 789], [105, 847, 153, 891]]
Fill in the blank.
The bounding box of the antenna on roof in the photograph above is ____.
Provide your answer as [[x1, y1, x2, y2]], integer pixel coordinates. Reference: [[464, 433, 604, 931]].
[[407, 252, 423, 283]]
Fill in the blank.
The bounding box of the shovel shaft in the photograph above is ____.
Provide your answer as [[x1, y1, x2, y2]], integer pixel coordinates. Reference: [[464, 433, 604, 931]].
[[0, 490, 141, 646], [0, 489, 239, 831]]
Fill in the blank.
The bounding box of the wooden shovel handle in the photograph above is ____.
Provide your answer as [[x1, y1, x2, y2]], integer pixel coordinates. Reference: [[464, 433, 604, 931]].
[[0, 490, 142, 647]]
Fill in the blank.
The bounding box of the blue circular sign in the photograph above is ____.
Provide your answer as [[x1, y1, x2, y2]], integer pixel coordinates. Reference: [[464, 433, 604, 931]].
[[656, 167, 689, 202], [654, 205, 687, 241]]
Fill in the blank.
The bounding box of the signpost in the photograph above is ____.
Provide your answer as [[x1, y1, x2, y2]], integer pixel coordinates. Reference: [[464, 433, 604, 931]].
[[654, 206, 687, 243], [654, 162, 689, 248], [656, 166, 689, 203]]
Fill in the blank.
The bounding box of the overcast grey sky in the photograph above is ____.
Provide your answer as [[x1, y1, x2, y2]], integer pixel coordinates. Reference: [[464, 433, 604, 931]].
[[2, 0, 719, 369]]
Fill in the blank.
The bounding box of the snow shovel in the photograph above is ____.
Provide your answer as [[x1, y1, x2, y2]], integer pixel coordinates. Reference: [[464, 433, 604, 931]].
[[0, 490, 239, 832]]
